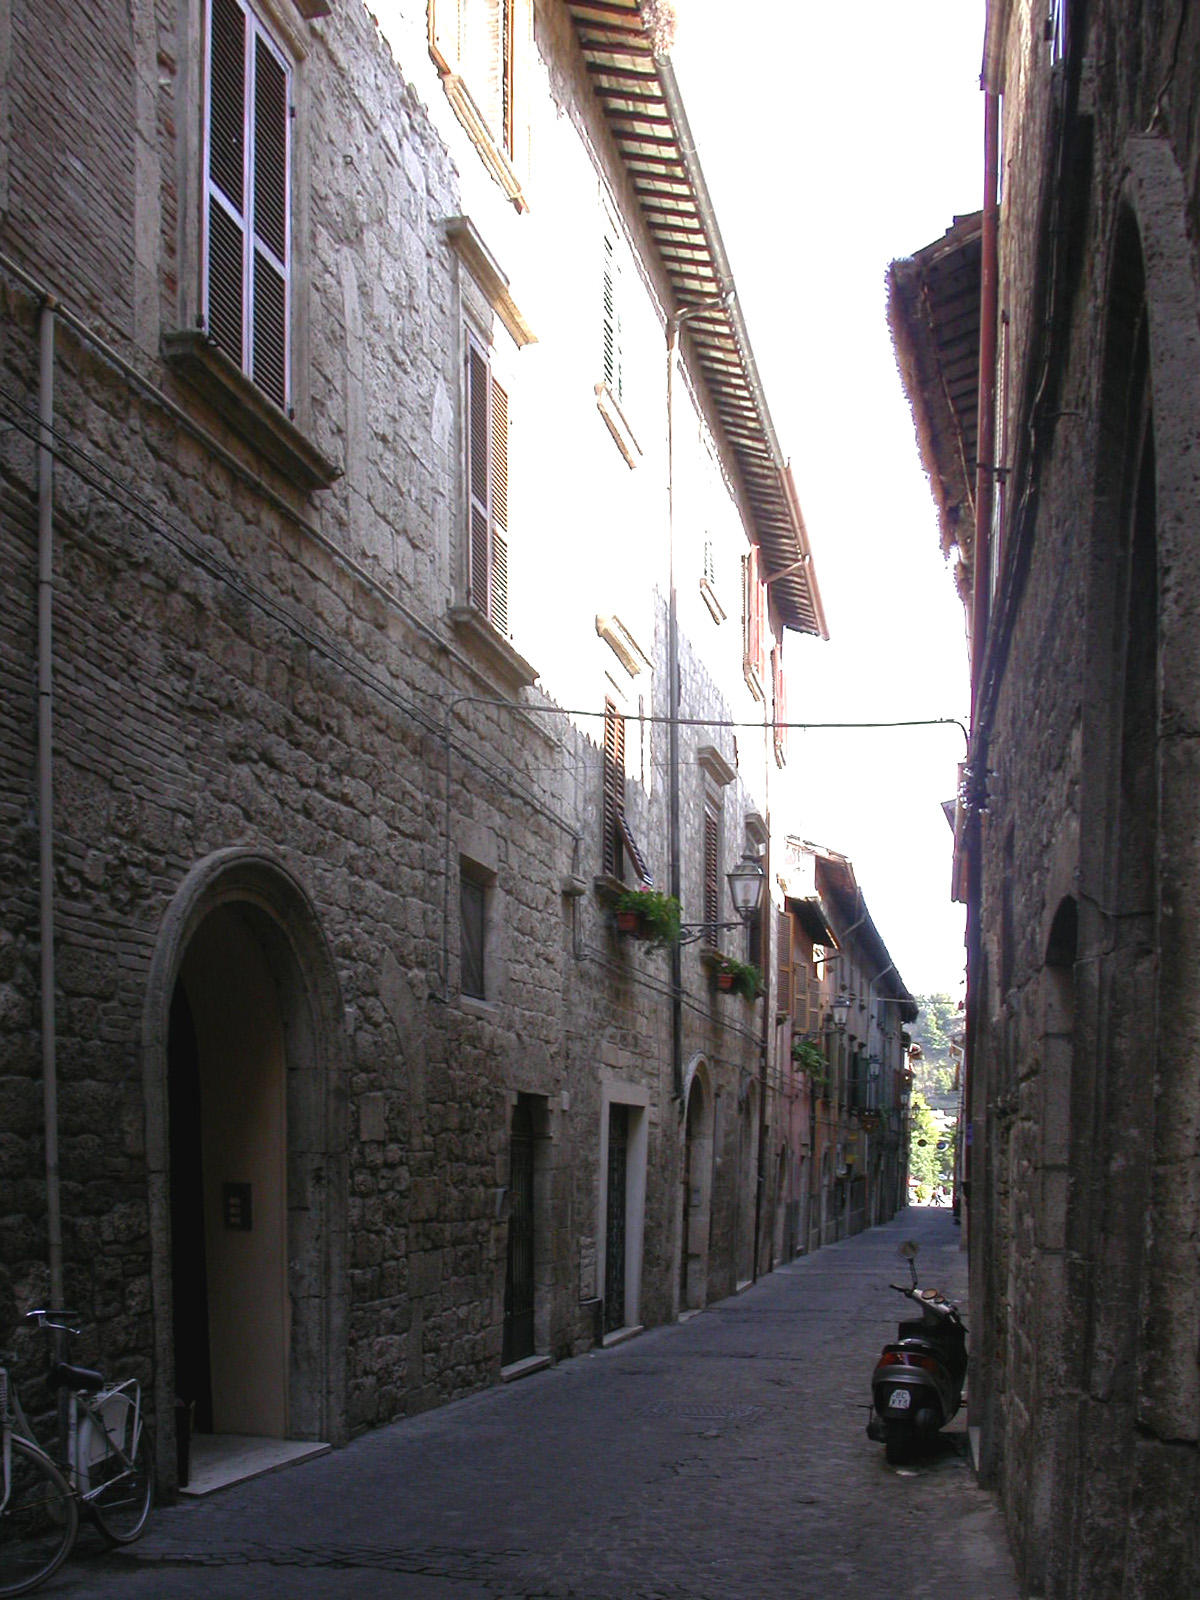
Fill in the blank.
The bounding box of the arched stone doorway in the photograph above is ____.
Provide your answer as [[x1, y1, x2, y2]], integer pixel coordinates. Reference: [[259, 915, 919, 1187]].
[[679, 1057, 714, 1313], [169, 906, 289, 1437], [735, 1081, 758, 1286], [143, 851, 349, 1483]]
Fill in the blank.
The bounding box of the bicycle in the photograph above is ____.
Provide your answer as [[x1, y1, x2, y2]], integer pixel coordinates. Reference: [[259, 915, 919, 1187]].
[[0, 1310, 152, 1597]]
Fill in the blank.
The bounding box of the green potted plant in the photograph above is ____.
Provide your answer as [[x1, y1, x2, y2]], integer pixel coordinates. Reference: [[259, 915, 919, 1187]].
[[791, 1038, 826, 1074], [612, 885, 682, 948], [716, 957, 764, 1000]]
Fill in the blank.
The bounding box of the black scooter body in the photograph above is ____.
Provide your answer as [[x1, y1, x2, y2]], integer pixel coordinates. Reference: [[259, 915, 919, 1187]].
[[867, 1247, 967, 1465]]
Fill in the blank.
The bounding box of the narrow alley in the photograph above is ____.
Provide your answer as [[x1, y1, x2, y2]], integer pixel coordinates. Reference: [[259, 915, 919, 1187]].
[[50, 1209, 1017, 1600]]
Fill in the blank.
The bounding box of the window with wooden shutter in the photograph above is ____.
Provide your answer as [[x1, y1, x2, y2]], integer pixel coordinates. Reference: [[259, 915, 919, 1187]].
[[743, 544, 765, 698], [602, 230, 623, 404], [793, 955, 810, 1031], [204, 0, 291, 409], [601, 700, 651, 883], [602, 699, 625, 878], [466, 329, 510, 634], [703, 799, 721, 946], [776, 910, 792, 1020], [429, 0, 526, 207], [772, 644, 787, 768]]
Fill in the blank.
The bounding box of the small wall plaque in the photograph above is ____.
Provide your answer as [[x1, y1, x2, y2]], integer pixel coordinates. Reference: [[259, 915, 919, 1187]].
[[223, 1182, 252, 1231]]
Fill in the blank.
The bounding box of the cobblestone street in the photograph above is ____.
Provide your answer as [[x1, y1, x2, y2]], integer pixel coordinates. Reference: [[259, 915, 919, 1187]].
[[48, 1208, 1018, 1599]]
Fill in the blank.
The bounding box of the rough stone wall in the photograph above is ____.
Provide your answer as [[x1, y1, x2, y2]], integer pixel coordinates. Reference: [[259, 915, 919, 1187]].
[[970, 2, 1200, 1594], [0, 0, 779, 1479]]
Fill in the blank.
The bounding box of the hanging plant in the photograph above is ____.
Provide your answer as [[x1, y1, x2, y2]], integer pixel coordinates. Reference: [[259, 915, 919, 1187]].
[[791, 1039, 827, 1075], [716, 957, 764, 1000], [612, 885, 682, 948]]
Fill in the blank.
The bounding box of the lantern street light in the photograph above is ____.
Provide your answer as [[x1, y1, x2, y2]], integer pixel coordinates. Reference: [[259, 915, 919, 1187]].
[[832, 991, 853, 1032], [726, 850, 765, 924]]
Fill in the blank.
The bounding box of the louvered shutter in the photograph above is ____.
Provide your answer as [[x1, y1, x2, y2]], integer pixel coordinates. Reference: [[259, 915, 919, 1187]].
[[478, 0, 510, 149], [602, 701, 625, 877], [602, 232, 622, 402], [703, 804, 720, 943], [251, 32, 289, 409], [793, 955, 809, 1030], [206, 0, 247, 368], [465, 334, 511, 632], [772, 645, 787, 768], [490, 375, 509, 632], [776, 910, 792, 1020], [205, 0, 289, 407], [744, 545, 764, 690], [467, 339, 491, 614]]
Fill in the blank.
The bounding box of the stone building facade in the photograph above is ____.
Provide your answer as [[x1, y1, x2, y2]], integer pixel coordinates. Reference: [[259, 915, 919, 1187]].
[[0, 0, 828, 1486], [774, 840, 915, 1260], [892, 1, 1200, 1593]]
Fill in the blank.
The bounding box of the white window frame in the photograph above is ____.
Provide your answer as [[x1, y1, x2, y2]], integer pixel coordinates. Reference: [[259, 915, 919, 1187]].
[[202, 0, 293, 408], [465, 324, 510, 635]]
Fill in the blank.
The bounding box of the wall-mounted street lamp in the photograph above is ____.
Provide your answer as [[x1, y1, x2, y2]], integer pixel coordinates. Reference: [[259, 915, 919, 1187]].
[[832, 991, 853, 1032], [678, 849, 766, 944], [727, 850, 766, 923]]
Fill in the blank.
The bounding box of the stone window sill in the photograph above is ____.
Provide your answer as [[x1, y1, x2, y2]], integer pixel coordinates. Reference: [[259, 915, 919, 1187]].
[[162, 331, 340, 492], [459, 994, 499, 1020], [439, 74, 528, 213], [699, 576, 726, 624], [594, 382, 641, 469], [448, 604, 539, 691]]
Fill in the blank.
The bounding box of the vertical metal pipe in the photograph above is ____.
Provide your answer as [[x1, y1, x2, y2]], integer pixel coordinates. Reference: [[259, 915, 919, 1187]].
[[37, 299, 64, 1310], [972, 89, 1001, 713], [666, 322, 683, 1107], [751, 828, 770, 1281]]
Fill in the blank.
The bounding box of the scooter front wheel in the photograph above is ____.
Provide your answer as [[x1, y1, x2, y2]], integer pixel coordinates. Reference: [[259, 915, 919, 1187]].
[[884, 1421, 916, 1465]]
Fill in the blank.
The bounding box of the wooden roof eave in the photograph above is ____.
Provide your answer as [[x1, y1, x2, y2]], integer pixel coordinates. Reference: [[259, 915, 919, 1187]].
[[564, 0, 827, 638]]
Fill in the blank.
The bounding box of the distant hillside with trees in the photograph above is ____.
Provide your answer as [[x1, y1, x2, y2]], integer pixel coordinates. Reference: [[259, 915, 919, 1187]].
[[908, 992, 961, 1113]]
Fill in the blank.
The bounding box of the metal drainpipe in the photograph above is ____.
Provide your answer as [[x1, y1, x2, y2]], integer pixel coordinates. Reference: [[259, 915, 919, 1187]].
[[750, 828, 770, 1281], [666, 320, 683, 1105], [972, 88, 1000, 717], [665, 290, 735, 1110], [38, 299, 64, 1311]]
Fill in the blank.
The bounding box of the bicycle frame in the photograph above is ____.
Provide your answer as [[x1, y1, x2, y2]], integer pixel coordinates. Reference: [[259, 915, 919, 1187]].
[[69, 1382, 142, 1504], [4, 1348, 141, 1506]]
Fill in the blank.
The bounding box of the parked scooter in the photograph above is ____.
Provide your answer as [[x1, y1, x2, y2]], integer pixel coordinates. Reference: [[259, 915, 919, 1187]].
[[866, 1239, 967, 1465]]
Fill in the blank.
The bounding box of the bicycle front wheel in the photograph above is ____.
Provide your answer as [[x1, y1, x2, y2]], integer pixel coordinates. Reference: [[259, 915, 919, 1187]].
[[86, 1419, 153, 1546], [0, 1436, 79, 1598]]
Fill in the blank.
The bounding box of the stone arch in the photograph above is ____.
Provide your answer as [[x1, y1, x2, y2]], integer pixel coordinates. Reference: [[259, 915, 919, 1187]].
[[1065, 140, 1200, 1589], [143, 849, 349, 1484], [735, 1077, 759, 1286], [678, 1054, 714, 1313]]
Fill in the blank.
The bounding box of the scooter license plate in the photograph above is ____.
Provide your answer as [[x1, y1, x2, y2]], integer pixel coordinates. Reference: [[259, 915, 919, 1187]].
[[888, 1389, 912, 1410]]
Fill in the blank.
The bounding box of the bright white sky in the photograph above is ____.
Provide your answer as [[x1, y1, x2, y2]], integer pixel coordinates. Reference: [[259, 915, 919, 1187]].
[[671, 1, 984, 999]]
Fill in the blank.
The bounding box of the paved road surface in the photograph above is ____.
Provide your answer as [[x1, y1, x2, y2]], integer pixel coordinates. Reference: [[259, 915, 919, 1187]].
[[45, 1206, 1019, 1598]]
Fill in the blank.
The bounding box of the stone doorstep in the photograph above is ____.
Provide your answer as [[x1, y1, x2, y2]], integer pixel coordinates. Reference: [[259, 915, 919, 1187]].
[[499, 1353, 553, 1383], [179, 1434, 331, 1497], [600, 1323, 644, 1349]]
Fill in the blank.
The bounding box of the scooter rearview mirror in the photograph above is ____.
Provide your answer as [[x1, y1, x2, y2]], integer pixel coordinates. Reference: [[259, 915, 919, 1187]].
[[898, 1239, 919, 1287]]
